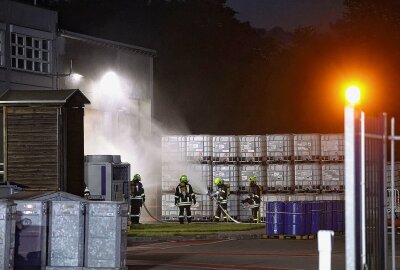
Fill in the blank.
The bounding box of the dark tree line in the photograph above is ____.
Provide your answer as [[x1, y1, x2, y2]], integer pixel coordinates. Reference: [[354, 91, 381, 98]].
[[17, 0, 400, 134]]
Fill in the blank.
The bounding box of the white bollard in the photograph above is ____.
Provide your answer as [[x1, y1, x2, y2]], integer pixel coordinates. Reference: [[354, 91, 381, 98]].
[[318, 230, 334, 270]]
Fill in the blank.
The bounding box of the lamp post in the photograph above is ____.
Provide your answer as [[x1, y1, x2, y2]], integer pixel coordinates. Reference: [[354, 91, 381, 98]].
[[344, 85, 365, 269]]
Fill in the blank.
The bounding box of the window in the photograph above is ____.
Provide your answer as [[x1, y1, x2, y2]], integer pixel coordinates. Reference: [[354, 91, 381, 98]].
[[10, 32, 51, 73], [0, 31, 4, 67]]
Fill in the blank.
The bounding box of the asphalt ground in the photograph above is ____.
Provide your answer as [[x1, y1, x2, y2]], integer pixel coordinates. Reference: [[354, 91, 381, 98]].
[[126, 234, 400, 270]]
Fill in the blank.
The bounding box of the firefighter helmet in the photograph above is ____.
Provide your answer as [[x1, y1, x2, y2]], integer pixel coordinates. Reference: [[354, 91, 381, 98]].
[[214, 177, 222, 185], [133, 174, 141, 181], [180, 175, 188, 183], [249, 176, 257, 182]]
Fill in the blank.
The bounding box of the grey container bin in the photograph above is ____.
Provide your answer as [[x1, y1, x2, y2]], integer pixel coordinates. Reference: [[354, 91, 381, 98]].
[[321, 163, 344, 191], [321, 133, 344, 161], [293, 134, 321, 161], [0, 200, 16, 270], [186, 135, 213, 162], [14, 200, 47, 270], [266, 163, 294, 192], [212, 136, 239, 163], [238, 135, 266, 163], [294, 163, 322, 192], [85, 201, 128, 269], [161, 135, 187, 163], [47, 200, 85, 268], [266, 134, 294, 162]]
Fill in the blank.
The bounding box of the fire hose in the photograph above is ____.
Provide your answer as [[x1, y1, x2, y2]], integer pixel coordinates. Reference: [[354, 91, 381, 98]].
[[142, 202, 168, 223], [199, 192, 242, 224]]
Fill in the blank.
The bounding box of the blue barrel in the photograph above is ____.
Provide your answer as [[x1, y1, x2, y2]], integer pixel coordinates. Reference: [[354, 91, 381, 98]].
[[305, 202, 312, 235], [310, 201, 322, 234], [336, 200, 345, 232], [266, 201, 285, 235], [323, 201, 333, 230], [284, 201, 306, 235], [332, 200, 340, 232]]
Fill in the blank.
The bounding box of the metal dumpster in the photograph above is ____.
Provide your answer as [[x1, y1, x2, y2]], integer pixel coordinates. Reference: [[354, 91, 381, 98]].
[[14, 200, 47, 270], [0, 200, 16, 270], [47, 200, 85, 268], [85, 201, 128, 269]]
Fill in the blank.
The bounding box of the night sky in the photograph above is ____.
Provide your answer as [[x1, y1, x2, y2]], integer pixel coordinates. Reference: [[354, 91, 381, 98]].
[[227, 0, 344, 31]]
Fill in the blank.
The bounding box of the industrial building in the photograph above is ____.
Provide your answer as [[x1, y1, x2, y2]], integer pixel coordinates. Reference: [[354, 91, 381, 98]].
[[0, 0, 156, 199]]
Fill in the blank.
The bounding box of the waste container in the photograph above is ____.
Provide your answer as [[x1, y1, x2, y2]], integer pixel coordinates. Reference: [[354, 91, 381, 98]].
[[0, 200, 16, 270], [85, 201, 128, 269], [14, 200, 47, 270], [47, 200, 85, 267]]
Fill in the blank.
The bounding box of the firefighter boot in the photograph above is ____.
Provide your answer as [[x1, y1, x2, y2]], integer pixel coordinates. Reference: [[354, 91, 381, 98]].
[[187, 217, 192, 223], [179, 217, 184, 224]]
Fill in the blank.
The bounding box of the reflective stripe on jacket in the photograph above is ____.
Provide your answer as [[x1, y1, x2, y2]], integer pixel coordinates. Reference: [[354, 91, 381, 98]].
[[175, 183, 195, 206]]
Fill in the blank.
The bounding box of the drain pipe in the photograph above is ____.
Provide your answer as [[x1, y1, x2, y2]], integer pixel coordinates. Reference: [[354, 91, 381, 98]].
[[318, 230, 334, 270]]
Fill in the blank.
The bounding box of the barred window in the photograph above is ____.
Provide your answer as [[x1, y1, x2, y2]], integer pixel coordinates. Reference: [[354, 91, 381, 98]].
[[10, 32, 51, 73], [0, 31, 4, 67]]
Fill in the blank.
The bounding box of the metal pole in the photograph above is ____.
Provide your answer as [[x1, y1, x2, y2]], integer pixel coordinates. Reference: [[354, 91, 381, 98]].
[[318, 230, 334, 270], [391, 117, 396, 270], [345, 105, 356, 269], [360, 112, 366, 267]]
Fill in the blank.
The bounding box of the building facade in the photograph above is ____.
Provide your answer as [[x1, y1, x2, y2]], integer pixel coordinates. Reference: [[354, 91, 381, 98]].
[[0, 1, 156, 192]]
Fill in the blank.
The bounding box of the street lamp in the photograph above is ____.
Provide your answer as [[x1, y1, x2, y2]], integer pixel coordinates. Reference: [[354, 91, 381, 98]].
[[345, 85, 361, 106]]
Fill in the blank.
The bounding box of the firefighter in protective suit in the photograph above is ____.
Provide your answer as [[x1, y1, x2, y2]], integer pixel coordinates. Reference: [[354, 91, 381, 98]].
[[213, 177, 229, 222], [241, 176, 261, 223], [130, 174, 145, 224], [175, 175, 196, 224]]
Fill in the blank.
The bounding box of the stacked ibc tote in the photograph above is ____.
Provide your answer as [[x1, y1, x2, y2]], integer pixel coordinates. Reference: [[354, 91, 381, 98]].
[[161, 134, 345, 234], [161, 135, 214, 221], [264, 133, 345, 239]]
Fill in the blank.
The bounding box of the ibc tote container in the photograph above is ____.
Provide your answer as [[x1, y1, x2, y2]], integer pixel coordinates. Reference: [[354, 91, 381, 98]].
[[321, 163, 344, 191], [161, 135, 187, 163], [186, 135, 212, 162], [266, 134, 294, 162], [85, 201, 128, 269], [0, 200, 16, 270], [266, 163, 294, 192], [238, 135, 266, 162], [321, 133, 344, 161], [186, 163, 212, 193], [47, 201, 85, 268], [293, 134, 321, 161], [294, 163, 322, 192], [161, 194, 179, 221], [212, 136, 239, 163], [14, 201, 47, 269], [213, 164, 239, 192], [161, 163, 187, 193], [239, 164, 267, 191], [191, 195, 213, 221]]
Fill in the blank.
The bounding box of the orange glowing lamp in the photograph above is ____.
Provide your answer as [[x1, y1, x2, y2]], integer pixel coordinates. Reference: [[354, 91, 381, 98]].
[[345, 85, 361, 106]]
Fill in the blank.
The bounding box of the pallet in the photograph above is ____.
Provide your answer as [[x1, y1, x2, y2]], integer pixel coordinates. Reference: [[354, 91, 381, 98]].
[[265, 157, 293, 163], [263, 234, 315, 240], [238, 157, 264, 163], [321, 156, 344, 162], [293, 156, 320, 162]]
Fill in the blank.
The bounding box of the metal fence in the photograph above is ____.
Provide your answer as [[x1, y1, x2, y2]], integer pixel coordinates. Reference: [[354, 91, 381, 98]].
[[345, 108, 387, 270]]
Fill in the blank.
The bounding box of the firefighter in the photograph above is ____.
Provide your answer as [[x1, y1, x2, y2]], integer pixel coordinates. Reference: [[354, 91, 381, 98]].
[[130, 173, 145, 224], [241, 176, 261, 223], [213, 177, 229, 222], [175, 175, 196, 224]]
